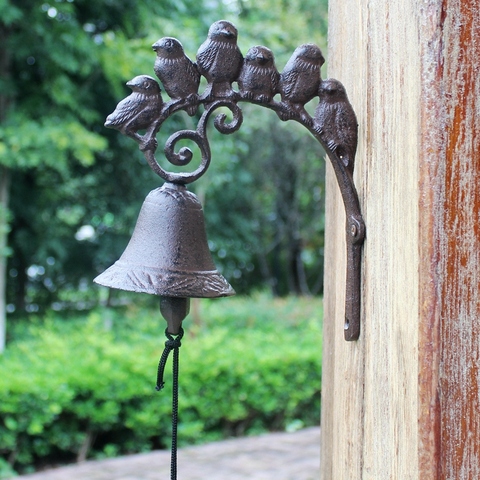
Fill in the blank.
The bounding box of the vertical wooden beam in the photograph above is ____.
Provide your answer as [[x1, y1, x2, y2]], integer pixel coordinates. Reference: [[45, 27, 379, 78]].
[[322, 0, 480, 478], [324, 0, 422, 475], [321, 0, 368, 478], [419, 1, 480, 478]]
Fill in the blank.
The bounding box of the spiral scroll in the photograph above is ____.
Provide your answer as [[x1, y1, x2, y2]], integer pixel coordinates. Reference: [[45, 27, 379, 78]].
[[139, 101, 242, 184]]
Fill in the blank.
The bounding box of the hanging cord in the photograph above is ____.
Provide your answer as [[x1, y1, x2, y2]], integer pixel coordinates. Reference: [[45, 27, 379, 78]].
[[156, 327, 184, 480]]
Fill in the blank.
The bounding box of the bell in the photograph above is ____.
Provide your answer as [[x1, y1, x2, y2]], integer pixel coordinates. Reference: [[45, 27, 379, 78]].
[[94, 182, 235, 299]]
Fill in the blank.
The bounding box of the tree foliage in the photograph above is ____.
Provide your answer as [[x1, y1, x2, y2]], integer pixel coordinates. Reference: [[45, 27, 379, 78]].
[[1, 0, 329, 318]]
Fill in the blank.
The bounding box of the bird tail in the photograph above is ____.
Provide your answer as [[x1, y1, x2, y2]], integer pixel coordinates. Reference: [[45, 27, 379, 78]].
[[184, 93, 199, 116]]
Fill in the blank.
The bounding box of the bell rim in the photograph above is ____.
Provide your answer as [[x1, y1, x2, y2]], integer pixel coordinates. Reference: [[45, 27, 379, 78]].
[[94, 261, 235, 298]]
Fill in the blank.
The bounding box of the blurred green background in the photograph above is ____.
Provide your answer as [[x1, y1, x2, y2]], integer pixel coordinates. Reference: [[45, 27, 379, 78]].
[[0, 0, 327, 476]]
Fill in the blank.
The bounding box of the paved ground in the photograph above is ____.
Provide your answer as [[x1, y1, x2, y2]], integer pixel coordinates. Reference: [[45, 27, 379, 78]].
[[19, 427, 320, 480]]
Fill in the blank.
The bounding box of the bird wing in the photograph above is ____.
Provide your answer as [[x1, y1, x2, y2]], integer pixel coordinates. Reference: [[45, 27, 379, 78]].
[[271, 70, 280, 94], [280, 68, 299, 97], [153, 58, 168, 83], [336, 108, 358, 158], [105, 95, 144, 128], [186, 58, 200, 86], [196, 41, 217, 75]]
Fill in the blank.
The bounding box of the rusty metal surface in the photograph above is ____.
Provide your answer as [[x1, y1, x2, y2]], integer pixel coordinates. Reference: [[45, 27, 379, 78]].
[[100, 20, 365, 340], [160, 297, 190, 335], [94, 182, 234, 298]]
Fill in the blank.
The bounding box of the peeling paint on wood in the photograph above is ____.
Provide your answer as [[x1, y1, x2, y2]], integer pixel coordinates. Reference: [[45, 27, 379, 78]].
[[420, 1, 480, 478]]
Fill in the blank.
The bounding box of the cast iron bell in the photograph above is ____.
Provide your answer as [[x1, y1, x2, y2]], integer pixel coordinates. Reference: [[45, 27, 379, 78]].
[[94, 182, 235, 301]]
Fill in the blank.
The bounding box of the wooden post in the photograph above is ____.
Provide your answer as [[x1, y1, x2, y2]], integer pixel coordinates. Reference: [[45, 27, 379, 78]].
[[321, 1, 480, 478]]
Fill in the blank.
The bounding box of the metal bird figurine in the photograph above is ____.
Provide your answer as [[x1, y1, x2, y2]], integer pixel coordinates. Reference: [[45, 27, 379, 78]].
[[196, 20, 243, 99], [314, 78, 358, 175], [278, 43, 325, 122], [152, 37, 200, 116], [104, 75, 163, 142], [100, 23, 364, 343], [237, 45, 280, 103]]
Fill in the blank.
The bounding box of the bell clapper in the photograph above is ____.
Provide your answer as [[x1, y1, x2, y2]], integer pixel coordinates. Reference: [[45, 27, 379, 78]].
[[160, 296, 190, 334], [156, 296, 189, 391]]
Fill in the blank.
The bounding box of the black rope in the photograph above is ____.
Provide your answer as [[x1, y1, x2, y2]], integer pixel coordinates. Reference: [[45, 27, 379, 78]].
[[171, 341, 179, 480], [156, 327, 184, 480], [156, 328, 183, 391]]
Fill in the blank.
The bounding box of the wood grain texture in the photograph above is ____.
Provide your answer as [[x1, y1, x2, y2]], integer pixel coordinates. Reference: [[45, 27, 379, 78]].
[[322, 0, 419, 478], [419, 1, 480, 478], [361, 3, 420, 478], [323, 0, 480, 478], [320, 0, 367, 478]]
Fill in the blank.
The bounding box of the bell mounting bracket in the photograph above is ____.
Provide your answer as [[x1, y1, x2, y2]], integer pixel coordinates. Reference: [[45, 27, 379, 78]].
[[104, 20, 365, 341]]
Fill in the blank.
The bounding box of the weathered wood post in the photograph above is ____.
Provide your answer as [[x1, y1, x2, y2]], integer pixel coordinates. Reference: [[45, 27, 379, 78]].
[[321, 1, 480, 478]]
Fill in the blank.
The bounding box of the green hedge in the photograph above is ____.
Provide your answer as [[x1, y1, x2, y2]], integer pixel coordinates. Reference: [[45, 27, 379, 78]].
[[0, 296, 322, 476]]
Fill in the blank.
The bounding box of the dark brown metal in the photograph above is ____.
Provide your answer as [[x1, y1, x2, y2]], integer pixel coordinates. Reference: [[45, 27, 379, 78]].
[[314, 79, 364, 340], [238, 46, 279, 103], [105, 75, 163, 143], [160, 297, 190, 335], [94, 182, 234, 298], [152, 38, 200, 116], [101, 20, 365, 341], [278, 43, 324, 123], [196, 20, 243, 100]]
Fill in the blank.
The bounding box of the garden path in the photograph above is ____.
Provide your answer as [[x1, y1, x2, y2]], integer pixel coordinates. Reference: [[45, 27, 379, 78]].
[[19, 427, 320, 480]]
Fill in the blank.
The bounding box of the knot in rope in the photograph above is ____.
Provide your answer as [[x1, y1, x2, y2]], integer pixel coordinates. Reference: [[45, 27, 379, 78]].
[[165, 335, 182, 349], [155, 327, 184, 391]]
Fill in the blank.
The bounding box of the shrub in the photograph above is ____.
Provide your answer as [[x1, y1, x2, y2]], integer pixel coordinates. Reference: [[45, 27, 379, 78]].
[[0, 294, 322, 474]]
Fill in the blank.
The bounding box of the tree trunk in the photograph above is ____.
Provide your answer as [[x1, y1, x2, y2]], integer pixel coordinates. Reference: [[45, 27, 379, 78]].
[[321, 0, 480, 478], [0, 25, 11, 353], [0, 167, 10, 353]]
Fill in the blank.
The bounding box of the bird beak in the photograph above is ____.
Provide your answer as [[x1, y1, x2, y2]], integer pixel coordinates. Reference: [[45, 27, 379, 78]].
[[152, 43, 159, 51], [221, 29, 234, 38]]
